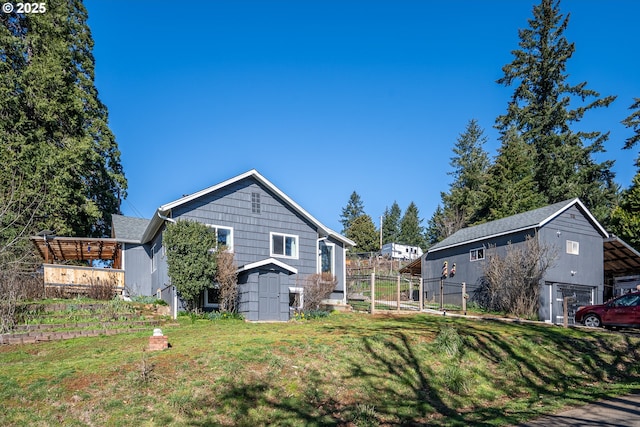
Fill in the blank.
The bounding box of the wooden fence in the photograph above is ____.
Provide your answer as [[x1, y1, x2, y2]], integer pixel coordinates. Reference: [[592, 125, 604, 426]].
[[43, 264, 124, 296]]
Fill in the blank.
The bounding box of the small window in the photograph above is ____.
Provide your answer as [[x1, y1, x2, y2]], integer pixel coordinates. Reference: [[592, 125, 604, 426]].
[[271, 232, 298, 259], [470, 248, 485, 262], [252, 192, 261, 214], [204, 286, 220, 308], [151, 244, 157, 272], [206, 225, 234, 251], [566, 240, 579, 255]]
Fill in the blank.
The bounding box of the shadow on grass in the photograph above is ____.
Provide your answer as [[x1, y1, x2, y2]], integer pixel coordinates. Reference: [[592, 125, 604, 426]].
[[179, 315, 640, 426]]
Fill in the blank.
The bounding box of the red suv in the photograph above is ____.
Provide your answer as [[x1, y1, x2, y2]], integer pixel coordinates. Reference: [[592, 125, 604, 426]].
[[575, 291, 640, 328]]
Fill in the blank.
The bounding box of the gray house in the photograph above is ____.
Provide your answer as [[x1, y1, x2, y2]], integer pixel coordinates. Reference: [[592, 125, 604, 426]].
[[112, 169, 355, 321], [422, 199, 608, 324]]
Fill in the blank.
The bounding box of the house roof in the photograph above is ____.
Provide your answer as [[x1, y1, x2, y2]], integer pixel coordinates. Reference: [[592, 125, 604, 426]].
[[140, 169, 356, 247], [111, 214, 150, 244], [428, 198, 608, 253]]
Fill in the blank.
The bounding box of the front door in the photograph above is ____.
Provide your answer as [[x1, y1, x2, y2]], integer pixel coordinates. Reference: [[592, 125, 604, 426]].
[[258, 271, 280, 321]]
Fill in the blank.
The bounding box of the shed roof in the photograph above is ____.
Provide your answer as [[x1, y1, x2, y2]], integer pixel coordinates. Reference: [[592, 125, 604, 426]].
[[428, 198, 608, 253], [604, 236, 640, 277]]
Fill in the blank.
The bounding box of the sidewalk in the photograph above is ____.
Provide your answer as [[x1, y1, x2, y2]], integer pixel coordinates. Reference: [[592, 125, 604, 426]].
[[516, 393, 640, 426]]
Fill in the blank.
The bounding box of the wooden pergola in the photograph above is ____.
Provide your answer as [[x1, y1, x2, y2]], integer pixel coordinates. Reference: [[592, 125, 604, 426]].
[[30, 236, 122, 269]]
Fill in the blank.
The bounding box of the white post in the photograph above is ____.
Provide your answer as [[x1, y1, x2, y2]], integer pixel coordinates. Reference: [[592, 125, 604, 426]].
[[419, 277, 423, 310]]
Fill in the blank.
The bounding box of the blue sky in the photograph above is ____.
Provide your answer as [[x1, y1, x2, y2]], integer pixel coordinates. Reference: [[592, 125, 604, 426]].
[[85, 0, 639, 234]]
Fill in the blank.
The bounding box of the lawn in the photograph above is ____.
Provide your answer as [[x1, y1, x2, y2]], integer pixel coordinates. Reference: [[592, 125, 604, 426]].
[[1, 311, 639, 426]]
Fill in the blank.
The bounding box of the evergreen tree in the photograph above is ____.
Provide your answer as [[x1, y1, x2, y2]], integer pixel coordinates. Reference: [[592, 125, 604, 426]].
[[339, 191, 365, 234], [610, 98, 640, 250], [381, 201, 401, 245], [398, 202, 425, 249], [0, 1, 127, 245], [496, 0, 617, 224], [483, 127, 546, 221], [345, 215, 379, 253], [426, 119, 489, 243]]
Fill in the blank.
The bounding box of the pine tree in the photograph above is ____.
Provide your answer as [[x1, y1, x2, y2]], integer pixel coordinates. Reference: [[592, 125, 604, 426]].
[[398, 202, 425, 249], [0, 1, 127, 243], [483, 127, 546, 221], [339, 191, 365, 234], [381, 202, 401, 245], [610, 98, 640, 251], [345, 215, 379, 253], [496, 0, 617, 224]]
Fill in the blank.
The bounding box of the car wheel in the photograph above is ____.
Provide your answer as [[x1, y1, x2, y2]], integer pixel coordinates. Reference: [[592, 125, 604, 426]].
[[583, 314, 601, 328]]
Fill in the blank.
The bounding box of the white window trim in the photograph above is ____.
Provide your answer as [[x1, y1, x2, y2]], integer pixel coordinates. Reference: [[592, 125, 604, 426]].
[[151, 244, 157, 272], [566, 240, 579, 255], [204, 285, 220, 309], [270, 232, 299, 259], [289, 286, 304, 310], [206, 224, 234, 251], [318, 240, 335, 275], [470, 247, 485, 262]]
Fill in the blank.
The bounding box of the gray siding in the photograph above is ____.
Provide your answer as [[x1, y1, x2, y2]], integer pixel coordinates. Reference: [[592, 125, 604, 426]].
[[122, 243, 153, 296], [171, 177, 335, 291]]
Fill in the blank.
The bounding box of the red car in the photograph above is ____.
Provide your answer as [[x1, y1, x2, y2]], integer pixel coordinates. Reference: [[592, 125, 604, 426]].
[[575, 291, 640, 329]]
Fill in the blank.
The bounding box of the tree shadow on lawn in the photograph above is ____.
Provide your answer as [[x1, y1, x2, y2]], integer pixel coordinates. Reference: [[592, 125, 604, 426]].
[[181, 316, 640, 427]]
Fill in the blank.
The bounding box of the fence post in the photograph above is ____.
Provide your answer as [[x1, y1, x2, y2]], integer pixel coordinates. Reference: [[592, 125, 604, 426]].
[[370, 272, 376, 314], [462, 282, 467, 315], [397, 275, 401, 311], [440, 279, 444, 310], [419, 277, 423, 311]]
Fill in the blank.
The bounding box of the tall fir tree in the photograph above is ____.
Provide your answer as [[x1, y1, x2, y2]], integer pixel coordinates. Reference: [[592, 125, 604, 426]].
[[482, 127, 546, 221], [398, 202, 425, 249], [381, 201, 401, 245], [339, 191, 365, 234], [426, 119, 489, 243], [610, 98, 640, 251], [495, 0, 617, 224], [0, 1, 126, 245]]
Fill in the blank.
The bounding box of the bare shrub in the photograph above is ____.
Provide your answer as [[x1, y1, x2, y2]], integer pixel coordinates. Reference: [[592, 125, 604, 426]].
[[87, 274, 117, 300], [303, 272, 338, 311], [0, 270, 44, 332], [215, 250, 238, 312], [477, 234, 556, 318]]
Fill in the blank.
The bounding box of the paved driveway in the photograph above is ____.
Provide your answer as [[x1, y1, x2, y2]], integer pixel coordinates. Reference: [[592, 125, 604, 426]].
[[516, 393, 640, 426]]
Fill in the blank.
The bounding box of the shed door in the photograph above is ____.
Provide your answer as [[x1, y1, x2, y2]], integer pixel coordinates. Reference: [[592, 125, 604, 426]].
[[258, 271, 280, 321]]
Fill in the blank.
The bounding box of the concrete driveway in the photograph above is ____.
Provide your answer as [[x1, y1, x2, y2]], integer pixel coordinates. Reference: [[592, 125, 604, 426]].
[[516, 393, 640, 426]]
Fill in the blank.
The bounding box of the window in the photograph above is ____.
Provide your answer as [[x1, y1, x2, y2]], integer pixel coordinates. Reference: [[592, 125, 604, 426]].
[[251, 192, 261, 214], [470, 248, 485, 262], [289, 287, 304, 311], [206, 225, 234, 251], [271, 232, 298, 258], [319, 240, 335, 275], [204, 286, 220, 308], [566, 240, 579, 255], [151, 244, 157, 272]]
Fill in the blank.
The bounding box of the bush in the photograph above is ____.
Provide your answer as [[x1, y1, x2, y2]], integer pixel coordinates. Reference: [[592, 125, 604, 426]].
[[302, 272, 337, 310], [206, 311, 244, 321]]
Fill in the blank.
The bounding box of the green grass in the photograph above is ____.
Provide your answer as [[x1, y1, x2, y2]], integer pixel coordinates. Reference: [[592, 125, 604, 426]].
[[0, 312, 639, 426]]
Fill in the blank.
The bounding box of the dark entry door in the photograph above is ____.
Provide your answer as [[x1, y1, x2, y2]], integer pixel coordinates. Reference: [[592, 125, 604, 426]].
[[258, 271, 280, 321]]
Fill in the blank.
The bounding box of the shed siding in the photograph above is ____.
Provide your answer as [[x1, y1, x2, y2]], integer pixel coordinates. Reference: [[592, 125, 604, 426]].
[[423, 204, 605, 323]]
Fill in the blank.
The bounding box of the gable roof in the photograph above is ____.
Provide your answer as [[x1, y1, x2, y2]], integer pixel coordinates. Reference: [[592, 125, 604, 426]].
[[112, 214, 151, 244], [139, 169, 355, 247], [429, 198, 608, 253], [236, 258, 298, 275]]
